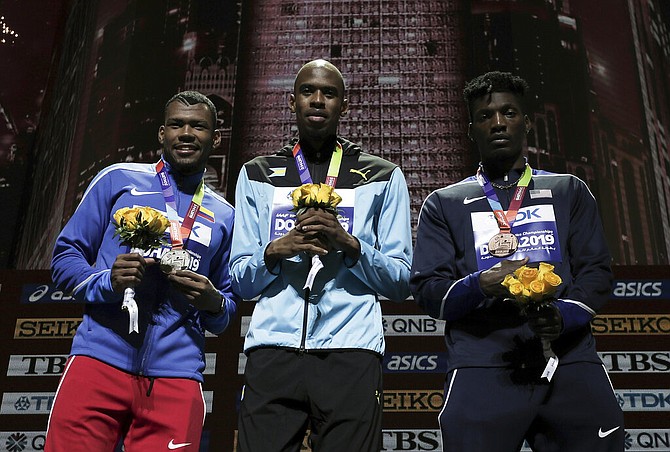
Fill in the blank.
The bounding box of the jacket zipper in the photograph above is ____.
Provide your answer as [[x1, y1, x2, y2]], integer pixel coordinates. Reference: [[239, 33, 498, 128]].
[[299, 288, 310, 354]]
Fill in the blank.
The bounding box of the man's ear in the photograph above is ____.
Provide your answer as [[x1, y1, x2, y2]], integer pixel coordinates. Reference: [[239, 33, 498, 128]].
[[288, 94, 296, 113], [158, 125, 165, 144], [340, 98, 349, 117], [524, 115, 531, 134], [213, 129, 222, 148]]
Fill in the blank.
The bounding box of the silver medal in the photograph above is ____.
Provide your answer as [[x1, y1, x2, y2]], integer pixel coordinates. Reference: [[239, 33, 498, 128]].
[[160, 249, 191, 273]]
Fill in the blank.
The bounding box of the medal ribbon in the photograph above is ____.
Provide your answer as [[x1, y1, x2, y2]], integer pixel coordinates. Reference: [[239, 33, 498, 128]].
[[290, 141, 344, 291], [291, 141, 343, 188], [156, 159, 205, 249], [476, 163, 532, 233]]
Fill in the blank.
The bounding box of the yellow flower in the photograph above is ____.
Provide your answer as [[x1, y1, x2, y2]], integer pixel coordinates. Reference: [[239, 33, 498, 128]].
[[537, 262, 555, 277], [502, 262, 563, 306], [114, 207, 141, 230], [113, 206, 169, 250], [139, 206, 170, 233], [291, 183, 342, 216], [501, 274, 518, 288], [509, 281, 526, 299], [529, 279, 546, 301], [515, 266, 539, 286], [542, 271, 562, 295]]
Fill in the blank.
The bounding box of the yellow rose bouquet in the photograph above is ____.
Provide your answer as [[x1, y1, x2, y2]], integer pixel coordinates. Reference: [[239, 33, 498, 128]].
[[112, 206, 170, 250], [290, 183, 343, 291], [501, 262, 562, 305], [501, 262, 563, 380], [291, 183, 342, 216], [112, 206, 170, 333]]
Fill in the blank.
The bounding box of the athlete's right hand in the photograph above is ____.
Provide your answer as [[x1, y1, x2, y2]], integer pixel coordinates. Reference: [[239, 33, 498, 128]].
[[264, 226, 331, 269], [111, 253, 155, 293]]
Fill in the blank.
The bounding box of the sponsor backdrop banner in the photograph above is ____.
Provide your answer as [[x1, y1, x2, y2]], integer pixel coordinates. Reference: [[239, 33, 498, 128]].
[[1, 267, 669, 451]]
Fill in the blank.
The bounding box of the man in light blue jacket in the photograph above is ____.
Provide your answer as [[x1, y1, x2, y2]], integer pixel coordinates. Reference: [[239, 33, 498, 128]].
[[231, 59, 412, 452]]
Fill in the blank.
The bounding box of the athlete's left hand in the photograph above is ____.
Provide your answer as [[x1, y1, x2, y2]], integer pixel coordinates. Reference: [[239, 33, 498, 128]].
[[296, 208, 360, 260], [527, 302, 563, 341], [167, 270, 222, 313]]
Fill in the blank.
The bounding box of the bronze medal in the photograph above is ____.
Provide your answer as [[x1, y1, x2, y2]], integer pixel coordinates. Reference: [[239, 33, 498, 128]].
[[160, 249, 191, 274], [488, 232, 518, 258]]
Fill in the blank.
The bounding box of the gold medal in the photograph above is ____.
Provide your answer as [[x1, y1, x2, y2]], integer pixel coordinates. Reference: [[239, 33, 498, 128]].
[[488, 232, 518, 258], [160, 249, 191, 274]]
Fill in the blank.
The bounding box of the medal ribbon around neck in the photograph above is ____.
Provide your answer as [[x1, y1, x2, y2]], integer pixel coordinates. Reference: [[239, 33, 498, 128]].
[[291, 141, 343, 187], [476, 163, 532, 234], [290, 141, 344, 291], [156, 159, 205, 249]]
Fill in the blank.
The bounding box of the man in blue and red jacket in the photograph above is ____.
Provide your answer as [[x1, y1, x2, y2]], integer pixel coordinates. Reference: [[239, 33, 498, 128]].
[[46, 91, 238, 452]]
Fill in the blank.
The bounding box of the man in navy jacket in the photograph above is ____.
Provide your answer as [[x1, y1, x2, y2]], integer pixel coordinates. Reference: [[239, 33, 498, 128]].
[[410, 72, 623, 451]]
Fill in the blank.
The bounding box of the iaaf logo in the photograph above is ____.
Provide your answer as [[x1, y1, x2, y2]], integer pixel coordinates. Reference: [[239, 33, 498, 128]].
[[383, 353, 446, 373], [616, 390, 670, 411], [611, 281, 667, 298], [0, 432, 45, 452], [599, 351, 670, 373]]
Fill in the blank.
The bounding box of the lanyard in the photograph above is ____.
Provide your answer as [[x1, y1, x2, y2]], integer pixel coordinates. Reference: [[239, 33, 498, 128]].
[[291, 141, 343, 187], [476, 164, 532, 233], [156, 160, 205, 249]]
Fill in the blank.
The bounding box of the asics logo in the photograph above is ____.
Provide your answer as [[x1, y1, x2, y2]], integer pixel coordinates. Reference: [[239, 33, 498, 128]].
[[598, 426, 620, 438], [168, 439, 192, 449], [463, 195, 486, 205], [130, 187, 161, 196]]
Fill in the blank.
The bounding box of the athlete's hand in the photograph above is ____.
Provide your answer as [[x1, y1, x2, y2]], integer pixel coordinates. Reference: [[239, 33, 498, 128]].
[[296, 208, 360, 260], [527, 302, 563, 341], [479, 257, 529, 298], [111, 253, 156, 293], [264, 220, 331, 269], [167, 270, 222, 313]]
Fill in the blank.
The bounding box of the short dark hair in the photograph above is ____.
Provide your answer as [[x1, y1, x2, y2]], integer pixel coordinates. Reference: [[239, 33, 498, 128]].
[[165, 90, 217, 125], [463, 71, 529, 120]]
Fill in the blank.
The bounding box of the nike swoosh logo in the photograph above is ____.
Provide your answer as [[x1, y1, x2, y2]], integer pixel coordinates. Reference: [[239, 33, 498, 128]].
[[598, 426, 620, 438], [168, 439, 192, 450], [463, 195, 486, 205], [130, 187, 161, 196]]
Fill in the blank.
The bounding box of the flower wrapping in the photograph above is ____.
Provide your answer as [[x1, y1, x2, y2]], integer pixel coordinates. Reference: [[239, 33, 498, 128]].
[[290, 183, 342, 290], [501, 262, 563, 381], [112, 206, 169, 333]]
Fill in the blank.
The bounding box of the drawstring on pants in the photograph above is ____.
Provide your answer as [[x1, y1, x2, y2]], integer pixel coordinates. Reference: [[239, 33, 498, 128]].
[[146, 377, 155, 397]]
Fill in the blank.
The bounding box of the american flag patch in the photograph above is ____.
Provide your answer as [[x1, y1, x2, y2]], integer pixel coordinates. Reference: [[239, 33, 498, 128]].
[[529, 189, 552, 199]]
